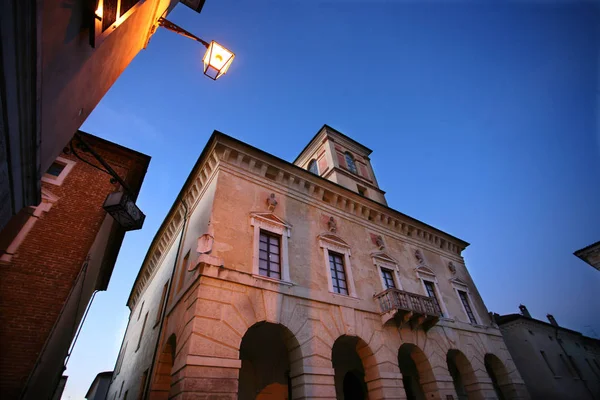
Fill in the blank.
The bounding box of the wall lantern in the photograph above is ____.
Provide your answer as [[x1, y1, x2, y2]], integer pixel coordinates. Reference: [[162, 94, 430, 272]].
[[103, 191, 146, 231], [158, 17, 235, 81], [70, 133, 146, 231]]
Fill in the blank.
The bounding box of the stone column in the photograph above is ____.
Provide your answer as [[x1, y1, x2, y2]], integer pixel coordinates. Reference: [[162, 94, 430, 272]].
[[290, 366, 336, 400], [170, 355, 241, 400]]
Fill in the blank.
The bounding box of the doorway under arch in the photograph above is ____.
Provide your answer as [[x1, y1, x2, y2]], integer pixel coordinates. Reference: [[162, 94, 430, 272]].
[[484, 354, 512, 400], [398, 343, 437, 400], [332, 335, 370, 400], [238, 322, 299, 400], [447, 349, 478, 400], [150, 334, 176, 400]]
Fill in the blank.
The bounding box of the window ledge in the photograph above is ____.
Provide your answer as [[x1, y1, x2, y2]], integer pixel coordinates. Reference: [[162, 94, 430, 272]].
[[440, 317, 456, 323], [330, 292, 360, 301], [252, 274, 293, 286]]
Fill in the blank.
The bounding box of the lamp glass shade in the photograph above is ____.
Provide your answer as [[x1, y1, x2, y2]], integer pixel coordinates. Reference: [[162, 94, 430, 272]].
[[203, 41, 235, 80], [103, 191, 145, 231]]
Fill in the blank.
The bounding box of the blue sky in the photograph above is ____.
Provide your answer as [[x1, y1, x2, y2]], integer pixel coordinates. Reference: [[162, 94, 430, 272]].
[[62, 1, 600, 398]]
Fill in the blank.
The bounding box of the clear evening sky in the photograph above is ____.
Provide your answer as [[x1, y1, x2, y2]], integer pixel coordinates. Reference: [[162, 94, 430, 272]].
[[62, 1, 600, 398]]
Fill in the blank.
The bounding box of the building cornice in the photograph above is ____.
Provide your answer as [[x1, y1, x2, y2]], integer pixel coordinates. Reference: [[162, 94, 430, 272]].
[[127, 131, 470, 310]]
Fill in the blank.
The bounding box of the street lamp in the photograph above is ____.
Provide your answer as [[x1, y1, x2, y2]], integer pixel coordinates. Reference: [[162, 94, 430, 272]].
[[158, 17, 235, 80]]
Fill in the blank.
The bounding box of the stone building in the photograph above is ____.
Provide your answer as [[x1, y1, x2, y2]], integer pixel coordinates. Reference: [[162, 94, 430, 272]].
[[574, 241, 600, 271], [495, 306, 600, 400], [0, 131, 150, 399], [109, 125, 529, 400], [0, 0, 203, 230]]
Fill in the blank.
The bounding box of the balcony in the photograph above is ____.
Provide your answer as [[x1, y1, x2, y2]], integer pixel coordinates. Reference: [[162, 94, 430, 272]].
[[374, 288, 441, 331]]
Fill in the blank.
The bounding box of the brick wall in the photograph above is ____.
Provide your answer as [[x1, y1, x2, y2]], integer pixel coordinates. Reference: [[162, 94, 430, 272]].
[[0, 133, 148, 399]]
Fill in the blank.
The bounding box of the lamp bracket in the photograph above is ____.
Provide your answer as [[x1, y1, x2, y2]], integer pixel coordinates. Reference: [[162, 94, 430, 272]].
[[158, 17, 209, 48]]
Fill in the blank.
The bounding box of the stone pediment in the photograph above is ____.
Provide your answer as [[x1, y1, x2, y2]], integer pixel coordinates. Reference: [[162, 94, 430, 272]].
[[370, 251, 398, 265], [415, 266, 436, 277], [449, 277, 469, 288], [249, 212, 292, 228], [318, 233, 350, 248]]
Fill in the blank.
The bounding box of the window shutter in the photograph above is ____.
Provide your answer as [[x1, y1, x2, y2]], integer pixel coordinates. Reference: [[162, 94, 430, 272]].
[[92, 0, 145, 48]]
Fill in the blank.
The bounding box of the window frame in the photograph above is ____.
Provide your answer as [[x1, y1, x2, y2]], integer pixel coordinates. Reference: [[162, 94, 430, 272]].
[[308, 159, 319, 175], [42, 156, 75, 186], [92, 0, 146, 48], [154, 282, 168, 327], [457, 289, 477, 324], [250, 213, 291, 283], [319, 234, 357, 297], [372, 253, 403, 292], [135, 311, 148, 352], [450, 278, 482, 325], [344, 152, 358, 174], [416, 267, 449, 317], [258, 230, 282, 279], [176, 250, 191, 293], [540, 350, 558, 377]]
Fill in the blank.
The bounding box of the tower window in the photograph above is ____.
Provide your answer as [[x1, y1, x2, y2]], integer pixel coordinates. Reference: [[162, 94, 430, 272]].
[[357, 185, 367, 197], [308, 159, 319, 175], [344, 152, 357, 174]]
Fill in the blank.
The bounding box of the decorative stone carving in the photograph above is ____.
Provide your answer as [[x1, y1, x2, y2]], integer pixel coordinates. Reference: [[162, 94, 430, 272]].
[[266, 193, 278, 211], [328, 216, 337, 233], [375, 235, 385, 250], [415, 249, 425, 265], [448, 261, 456, 275]]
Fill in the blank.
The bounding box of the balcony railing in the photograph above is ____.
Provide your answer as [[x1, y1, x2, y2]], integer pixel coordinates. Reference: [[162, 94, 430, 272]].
[[374, 288, 441, 330]]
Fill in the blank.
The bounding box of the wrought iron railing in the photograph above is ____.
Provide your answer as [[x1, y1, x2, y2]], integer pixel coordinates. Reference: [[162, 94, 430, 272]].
[[374, 288, 442, 317]]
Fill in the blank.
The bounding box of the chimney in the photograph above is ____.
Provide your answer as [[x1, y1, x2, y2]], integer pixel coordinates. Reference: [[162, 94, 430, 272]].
[[547, 314, 559, 327], [519, 304, 531, 318]]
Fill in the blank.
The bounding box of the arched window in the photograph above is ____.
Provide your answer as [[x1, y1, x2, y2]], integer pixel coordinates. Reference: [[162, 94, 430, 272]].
[[308, 159, 319, 175], [345, 152, 357, 174]]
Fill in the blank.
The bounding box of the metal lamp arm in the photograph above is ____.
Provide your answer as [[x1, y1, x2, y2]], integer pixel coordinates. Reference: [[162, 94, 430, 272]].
[[158, 17, 210, 48]]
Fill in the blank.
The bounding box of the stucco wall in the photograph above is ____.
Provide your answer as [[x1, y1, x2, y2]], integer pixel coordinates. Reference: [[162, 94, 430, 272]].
[[107, 176, 218, 400], [39, 0, 177, 174], [499, 319, 600, 400]]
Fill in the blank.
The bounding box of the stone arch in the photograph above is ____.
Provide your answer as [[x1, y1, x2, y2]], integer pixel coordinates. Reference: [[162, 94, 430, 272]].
[[150, 334, 177, 400], [447, 349, 484, 400], [238, 321, 302, 400], [485, 353, 515, 400], [332, 335, 381, 400], [398, 343, 439, 400]]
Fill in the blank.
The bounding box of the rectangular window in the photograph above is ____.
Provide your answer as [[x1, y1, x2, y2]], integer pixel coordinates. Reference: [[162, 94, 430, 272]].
[[138, 369, 149, 400], [123, 390, 128, 400], [357, 185, 367, 197], [119, 381, 125, 397], [423, 281, 443, 316], [259, 231, 281, 279], [586, 359, 600, 379], [155, 282, 168, 326], [458, 290, 477, 324], [329, 252, 348, 295], [137, 302, 144, 321], [177, 251, 190, 292], [540, 351, 556, 375], [568, 355, 582, 379], [115, 342, 127, 375], [46, 162, 65, 177], [136, 312, 148, 351], [381, 268, 396, 289], [559, 354, 576, 378]]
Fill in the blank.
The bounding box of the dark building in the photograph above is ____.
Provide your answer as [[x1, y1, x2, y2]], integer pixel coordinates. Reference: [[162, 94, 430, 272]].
[[495, 306, 600, 400], [0, 131, 150, 399], [0, 0, 203, 231]]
